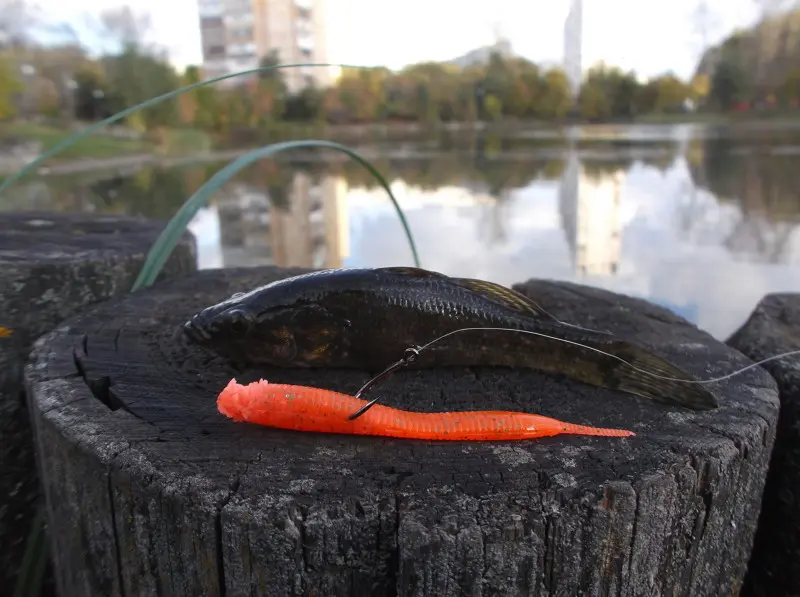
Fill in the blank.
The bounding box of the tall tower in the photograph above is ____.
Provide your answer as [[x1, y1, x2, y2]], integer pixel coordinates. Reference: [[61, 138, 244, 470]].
[[563, 0, 583, 99], [490, 1, 512, 55]]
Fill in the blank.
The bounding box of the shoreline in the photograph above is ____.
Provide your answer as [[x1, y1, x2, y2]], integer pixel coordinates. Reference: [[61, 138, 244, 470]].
[[4, 114, 800, 178]]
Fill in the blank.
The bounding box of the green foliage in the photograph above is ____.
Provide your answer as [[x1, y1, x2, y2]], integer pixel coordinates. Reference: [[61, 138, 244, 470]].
[[577, 65, 692, 120], [284, 83, 324, 121], [779, 66, 800, 104], [483, 94, 503, 121], [1, 39, 714, 137], [709, 60, 750, 110], [536, 69, 573, 119], [0, 56, 22, 120], [103, 45, 182, 129], [693, 8, 800, 110]]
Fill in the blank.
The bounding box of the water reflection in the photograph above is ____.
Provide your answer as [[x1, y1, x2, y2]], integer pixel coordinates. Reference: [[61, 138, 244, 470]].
[[2, 131, 800, 340], [558, 153, 623, 277], [215, 173, 349, 268], [690, 137, 800, 263]]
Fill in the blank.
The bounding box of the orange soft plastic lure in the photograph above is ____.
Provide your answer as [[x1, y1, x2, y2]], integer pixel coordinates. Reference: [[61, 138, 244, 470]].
[[217, 379, 635, 441]]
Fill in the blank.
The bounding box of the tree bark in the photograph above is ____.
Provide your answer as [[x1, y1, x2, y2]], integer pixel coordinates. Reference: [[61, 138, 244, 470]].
[[727, 293, 800, 597], [1, 211, 196, 594], [25, 266, 779, 597]]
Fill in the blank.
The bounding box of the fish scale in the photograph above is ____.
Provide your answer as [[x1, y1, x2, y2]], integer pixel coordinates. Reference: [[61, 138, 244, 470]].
[[185, 266, 720, 412]]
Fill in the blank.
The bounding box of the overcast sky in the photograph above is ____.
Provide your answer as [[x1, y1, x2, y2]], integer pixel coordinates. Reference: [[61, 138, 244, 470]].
[[34, 0, 763, 80]]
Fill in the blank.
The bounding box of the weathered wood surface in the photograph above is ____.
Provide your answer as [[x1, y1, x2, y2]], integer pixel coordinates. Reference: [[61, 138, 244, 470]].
[[25, 266, 779, 597], [727, 293, 800, 597], [0, 211, 197, 594]]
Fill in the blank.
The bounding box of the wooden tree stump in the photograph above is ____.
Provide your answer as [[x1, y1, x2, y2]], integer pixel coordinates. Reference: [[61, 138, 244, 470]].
[[1, 211, 197, 594], [25, 266, 779, 597], [727, 293, 800, 597]]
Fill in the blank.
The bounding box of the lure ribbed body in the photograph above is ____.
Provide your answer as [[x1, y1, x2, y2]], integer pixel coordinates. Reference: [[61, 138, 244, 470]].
[[217, 379, 636, 441]]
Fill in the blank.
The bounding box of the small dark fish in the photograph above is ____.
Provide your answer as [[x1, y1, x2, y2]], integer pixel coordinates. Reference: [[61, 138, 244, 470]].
[[184, 266, 718, 410]]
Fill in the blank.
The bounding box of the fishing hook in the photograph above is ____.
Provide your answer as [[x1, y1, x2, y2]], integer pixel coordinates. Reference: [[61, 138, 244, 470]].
[[348, 346, 420, 420]]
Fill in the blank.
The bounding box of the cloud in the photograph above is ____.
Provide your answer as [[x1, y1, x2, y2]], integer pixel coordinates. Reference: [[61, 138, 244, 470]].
[[341, 161, 800, 340]]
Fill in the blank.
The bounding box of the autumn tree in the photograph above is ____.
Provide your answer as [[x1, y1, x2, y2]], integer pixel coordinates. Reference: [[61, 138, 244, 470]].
[[383, 73, 418, 120], [652, 74, 691, 111], [186, 65, 220, 130], [778, 64, 800, 104], [578, 64, 639, 119], [72, 63, 113, 120], [534, 68, 572, 119], [256, 50, 287, 118], [102, 45, 181, 130], [637, 74, 691, 113], [177, 67, 199, 125], [0, 55, 21, 119], [403, 62, 459, 122], [578, 82, 610, 120], [502, 59, 541, 117], [284, 83, 324, 122], [709, 59, 751, 110], [332, 66, 386, 121]]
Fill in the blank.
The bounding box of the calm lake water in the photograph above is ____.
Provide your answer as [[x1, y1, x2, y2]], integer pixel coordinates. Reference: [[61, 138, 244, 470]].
[[3, 123, 800, 340]]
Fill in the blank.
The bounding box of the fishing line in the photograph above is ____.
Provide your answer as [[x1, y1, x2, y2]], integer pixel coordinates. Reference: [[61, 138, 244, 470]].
[[509, 296, 614, 336], [348, 325, 800, 419], [536, 312, 611, 335]]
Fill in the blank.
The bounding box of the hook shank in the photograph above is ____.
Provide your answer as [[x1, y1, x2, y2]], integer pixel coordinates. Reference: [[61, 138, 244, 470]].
[[348, 347, 420, 420]]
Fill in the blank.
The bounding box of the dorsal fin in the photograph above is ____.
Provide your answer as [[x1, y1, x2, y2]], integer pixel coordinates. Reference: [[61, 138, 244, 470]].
[[377, 267, 550, 318], [450, 277, 549, 317], [375, 266, 449, 278]]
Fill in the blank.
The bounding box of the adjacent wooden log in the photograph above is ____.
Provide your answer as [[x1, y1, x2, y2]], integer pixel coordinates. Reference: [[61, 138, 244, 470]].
[[25, 266, 780, 597], [1, 211, 197, 594], [727, 293, 800, 597]]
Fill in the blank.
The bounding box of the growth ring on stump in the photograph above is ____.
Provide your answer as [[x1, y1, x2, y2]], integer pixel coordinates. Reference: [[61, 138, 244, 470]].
[[26, 266, 779, 597], [727, 293, 800, 597]]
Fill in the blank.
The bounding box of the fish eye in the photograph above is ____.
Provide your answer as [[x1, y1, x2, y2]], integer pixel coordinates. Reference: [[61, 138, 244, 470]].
[[225, 309, 251, 333], [271, 328, 298, 361]]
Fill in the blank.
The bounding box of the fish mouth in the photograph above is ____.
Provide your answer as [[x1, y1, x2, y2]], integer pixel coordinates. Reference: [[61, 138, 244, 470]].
[[183, 316, 211, 343]]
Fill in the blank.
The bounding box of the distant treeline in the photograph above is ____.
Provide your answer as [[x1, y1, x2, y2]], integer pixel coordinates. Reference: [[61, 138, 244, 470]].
[[695, 7, 800, 111], [5, 3, 800, 138], [0, 41, 698, 136]]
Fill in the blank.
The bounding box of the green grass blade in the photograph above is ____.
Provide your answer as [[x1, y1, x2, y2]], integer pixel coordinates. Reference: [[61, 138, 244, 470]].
[[0, 62, 360, 197], [132, 139, 420, 291], [12, 506, 46, 597], [11, 65, 421, 597]]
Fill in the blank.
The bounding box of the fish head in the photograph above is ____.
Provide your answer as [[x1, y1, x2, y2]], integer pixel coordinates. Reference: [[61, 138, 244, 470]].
[[184, 287, 352, 367]]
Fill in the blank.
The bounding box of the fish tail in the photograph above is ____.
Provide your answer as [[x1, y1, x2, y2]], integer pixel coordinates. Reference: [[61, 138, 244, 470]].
[[608, 346, 719, 410], [560, 422, 635, 437]]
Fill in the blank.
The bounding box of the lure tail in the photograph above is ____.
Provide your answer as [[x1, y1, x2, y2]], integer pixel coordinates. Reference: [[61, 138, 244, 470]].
[[559, 422, 635, 438]]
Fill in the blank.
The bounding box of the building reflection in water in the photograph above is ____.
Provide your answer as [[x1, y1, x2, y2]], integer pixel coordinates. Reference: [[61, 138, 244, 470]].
[[558, 153, 624, 277], [215, 172, 350, 268]]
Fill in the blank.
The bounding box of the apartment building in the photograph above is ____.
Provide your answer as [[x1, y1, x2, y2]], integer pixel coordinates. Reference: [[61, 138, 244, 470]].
[[197, 0, 333, 93]]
